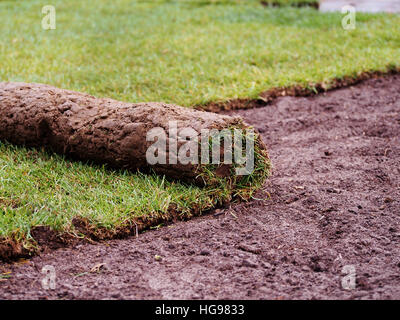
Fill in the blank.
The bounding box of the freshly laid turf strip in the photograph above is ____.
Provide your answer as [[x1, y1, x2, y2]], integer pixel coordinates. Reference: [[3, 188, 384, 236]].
[[0, 82, 271, 259]]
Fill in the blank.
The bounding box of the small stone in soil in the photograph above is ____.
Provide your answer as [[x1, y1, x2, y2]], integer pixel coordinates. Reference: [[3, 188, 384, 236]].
[[200, 250, 211, 256]]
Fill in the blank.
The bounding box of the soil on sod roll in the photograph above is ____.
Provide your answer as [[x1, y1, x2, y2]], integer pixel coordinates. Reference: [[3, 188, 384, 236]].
[[0, 82, 269, 187], [1, 74, 399, 299]]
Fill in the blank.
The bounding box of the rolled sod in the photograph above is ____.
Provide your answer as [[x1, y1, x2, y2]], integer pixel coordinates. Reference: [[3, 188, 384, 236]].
[[0, 82, 270, 194]]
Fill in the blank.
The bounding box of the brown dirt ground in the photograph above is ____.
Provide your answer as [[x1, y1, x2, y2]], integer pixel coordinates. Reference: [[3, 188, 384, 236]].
[[0, 75, 399, 300]]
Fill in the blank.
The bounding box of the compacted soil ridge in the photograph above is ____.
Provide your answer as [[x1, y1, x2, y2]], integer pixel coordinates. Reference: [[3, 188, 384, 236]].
[[1, 75, 399, 299]]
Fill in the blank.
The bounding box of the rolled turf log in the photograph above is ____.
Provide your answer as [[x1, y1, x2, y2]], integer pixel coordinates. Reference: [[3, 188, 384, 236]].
[[0, 82, 270, 194]]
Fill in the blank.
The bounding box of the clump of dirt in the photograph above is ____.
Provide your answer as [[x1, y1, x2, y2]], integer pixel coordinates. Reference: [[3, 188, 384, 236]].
[[30, 226, 73, 251], [0, 237, 30, 261], [0, 75, 399, 299], [0, 227, 77, 262]]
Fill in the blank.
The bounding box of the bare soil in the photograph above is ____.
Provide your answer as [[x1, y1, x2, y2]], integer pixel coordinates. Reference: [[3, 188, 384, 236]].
[[0, 75, 399, 300]]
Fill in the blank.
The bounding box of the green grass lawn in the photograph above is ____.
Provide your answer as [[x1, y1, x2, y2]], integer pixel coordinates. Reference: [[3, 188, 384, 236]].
[[1, 0, 399, 256], [2, 0, 399, 106], [0, 144, 215, 243]]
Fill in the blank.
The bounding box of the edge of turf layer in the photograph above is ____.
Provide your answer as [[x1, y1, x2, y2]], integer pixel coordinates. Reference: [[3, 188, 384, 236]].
[[197, 67, 400, 113], [0, 205, 205, 261], [0, 129, 271, 261]]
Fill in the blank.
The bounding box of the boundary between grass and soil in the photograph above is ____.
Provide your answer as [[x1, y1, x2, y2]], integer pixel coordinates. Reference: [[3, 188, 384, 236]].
[[196, 68, 400, 113], [0, 204, 214, 261], [1, 68, 399, 262]]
